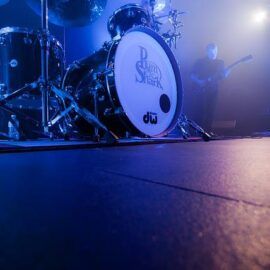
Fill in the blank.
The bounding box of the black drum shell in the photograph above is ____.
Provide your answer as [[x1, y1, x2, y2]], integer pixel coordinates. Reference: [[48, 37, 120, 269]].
[[62, 27, 183, 138], [61, 46, 132, 137], [0, 28, 64, 137], [107, 4, 151, 39], [0, 27, 64, 93]]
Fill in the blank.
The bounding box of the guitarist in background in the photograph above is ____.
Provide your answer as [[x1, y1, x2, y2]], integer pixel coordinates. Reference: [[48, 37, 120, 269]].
[[191, 43, 230, 133]]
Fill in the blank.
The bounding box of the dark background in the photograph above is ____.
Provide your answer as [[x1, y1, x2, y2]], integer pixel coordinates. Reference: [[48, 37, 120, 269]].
[[0, 0, 269, 135]]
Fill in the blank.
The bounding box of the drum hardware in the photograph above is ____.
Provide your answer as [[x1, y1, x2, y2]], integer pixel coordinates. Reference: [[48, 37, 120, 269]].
[[0, 132, 10, 139], [91, 89, 100, 141], [177, 114, 211, 142], [0, 36, 6, 46], [89, 72, 111, 141], [159, 10, 185, 49], [0, 2, 63, 137], [0, 83, 6, 97], [161, 31, 182, 49], [0, 101, 42, 140], [0, 100, 40, 125], [156, 10, 184, 49], [60, 66, 119, 142], [147, 0, 184, 49], [49, 85, 118, 143], [39, 0, 50, 134], [0, 82, 41, 137], [0, 1, 184, 142], [0, 82, 38, 104], [0, 0, 114, 142], [62, 26, 183, 139]]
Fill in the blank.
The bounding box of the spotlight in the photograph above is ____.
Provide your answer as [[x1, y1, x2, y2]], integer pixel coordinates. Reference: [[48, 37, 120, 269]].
[[253, 10, 268, 24]]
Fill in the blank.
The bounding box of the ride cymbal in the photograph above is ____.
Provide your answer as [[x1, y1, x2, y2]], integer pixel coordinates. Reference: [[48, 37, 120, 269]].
[[0, 0, 9, 7], [26, 0, 107, 27]]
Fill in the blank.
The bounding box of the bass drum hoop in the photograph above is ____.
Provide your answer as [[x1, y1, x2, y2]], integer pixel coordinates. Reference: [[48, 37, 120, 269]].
[[105, 26, 183, 137]]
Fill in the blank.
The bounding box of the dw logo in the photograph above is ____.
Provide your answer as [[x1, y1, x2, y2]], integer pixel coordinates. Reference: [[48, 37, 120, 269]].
[[143, 112, 158, 125]]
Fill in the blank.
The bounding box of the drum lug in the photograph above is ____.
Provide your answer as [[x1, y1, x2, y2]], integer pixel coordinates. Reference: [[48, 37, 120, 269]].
[[114, 107, 124, 115], [0, 35, 7, 46], [23, 36, 33, 45], [104, 108, 113, 116], [104, 107, 124, 117], [98, 95, 105, 102], [65, 86, 74, 94], [141, 17, 147, 25], [103, 41, 113, 51], [108, 23, 114, 31], [93, 67, 114, 82], [0, 84, 7, 98], [9, 59, 19, 68]]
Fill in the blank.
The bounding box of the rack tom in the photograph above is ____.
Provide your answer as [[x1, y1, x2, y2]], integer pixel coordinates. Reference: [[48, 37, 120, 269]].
[[0, 27, 64, 95], [108, 4, 151, 39]]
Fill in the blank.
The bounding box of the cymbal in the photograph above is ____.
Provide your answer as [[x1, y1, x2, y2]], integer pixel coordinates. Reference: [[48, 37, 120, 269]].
[[0, 0, 9, 6], [26, 0, 108, 27]]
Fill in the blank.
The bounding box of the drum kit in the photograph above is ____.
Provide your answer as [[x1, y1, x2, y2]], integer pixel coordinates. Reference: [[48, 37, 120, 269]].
[[0, 0, 208, 142]]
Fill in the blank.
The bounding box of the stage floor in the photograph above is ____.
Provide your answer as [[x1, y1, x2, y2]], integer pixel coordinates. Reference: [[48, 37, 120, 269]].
[[0, 138, 270, 269]]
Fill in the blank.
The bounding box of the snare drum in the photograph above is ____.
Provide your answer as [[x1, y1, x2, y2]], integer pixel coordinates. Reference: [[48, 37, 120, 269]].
[[107, 4, 151, 39], [62, 27, 182, 138]]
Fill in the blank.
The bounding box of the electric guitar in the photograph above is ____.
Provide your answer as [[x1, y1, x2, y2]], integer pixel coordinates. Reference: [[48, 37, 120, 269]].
[[195, 54, 253, 91]]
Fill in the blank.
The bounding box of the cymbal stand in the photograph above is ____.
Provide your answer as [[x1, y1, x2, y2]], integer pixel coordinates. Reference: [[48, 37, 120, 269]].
[[39, 0, 118, 142], [148, 0, 184, 49], [0, 0, 118, 142], [40, 0, 50, 133], [0, 0, 49, 138]]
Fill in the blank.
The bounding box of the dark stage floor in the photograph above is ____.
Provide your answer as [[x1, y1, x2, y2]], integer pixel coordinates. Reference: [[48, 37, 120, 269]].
[[0, 138, 270, 270]]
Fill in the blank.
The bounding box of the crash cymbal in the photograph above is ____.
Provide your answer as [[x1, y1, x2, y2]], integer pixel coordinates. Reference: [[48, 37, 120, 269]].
[[26, 0, 107, 27], [0, 0, 9, 6]]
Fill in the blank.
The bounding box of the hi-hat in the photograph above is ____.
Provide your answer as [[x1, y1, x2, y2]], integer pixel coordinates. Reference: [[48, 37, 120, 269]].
[[26, 0, 107, 27]]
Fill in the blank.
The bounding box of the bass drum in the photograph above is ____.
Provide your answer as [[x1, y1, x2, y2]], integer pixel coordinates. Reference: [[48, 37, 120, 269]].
[[62, 26, 183, 138]]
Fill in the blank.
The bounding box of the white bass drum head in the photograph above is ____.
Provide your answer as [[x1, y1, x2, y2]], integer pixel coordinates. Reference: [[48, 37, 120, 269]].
[[114, 27, 182, 137]]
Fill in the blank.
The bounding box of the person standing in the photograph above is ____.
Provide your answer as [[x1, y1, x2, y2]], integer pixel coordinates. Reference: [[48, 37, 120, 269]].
[[190, 43, 230, 132]]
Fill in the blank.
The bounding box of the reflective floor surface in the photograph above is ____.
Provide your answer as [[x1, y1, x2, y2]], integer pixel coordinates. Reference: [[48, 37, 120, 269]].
[[0, 138, 269, 269]]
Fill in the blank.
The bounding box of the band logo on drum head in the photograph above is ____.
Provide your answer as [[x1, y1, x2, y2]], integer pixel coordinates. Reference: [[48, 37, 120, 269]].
[[135, 46, 163, 90]]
